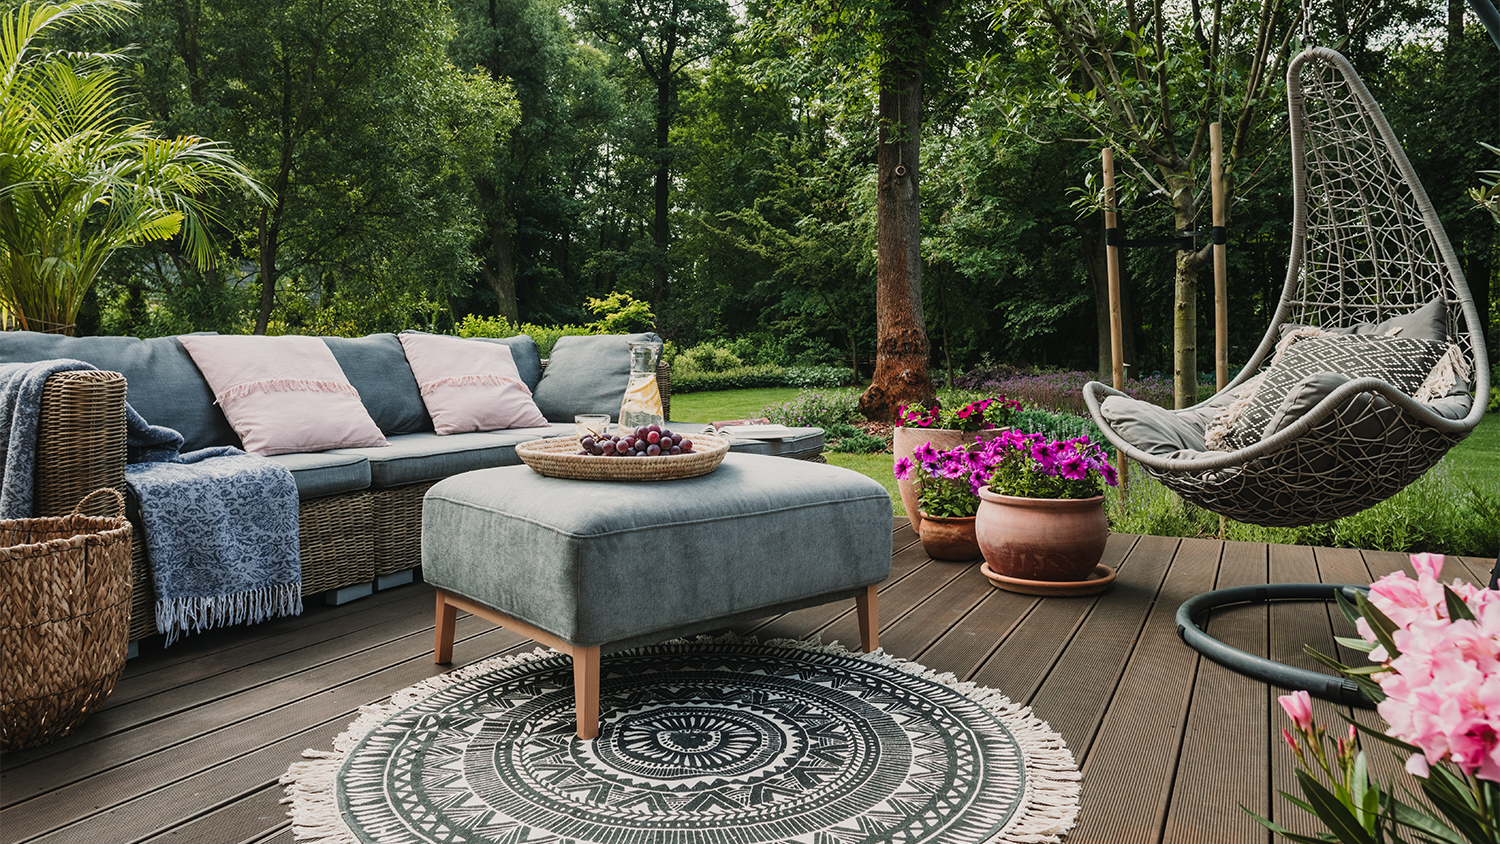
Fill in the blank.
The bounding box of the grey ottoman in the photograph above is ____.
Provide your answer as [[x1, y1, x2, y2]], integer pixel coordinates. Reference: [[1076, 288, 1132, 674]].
[[423, 452, 892, 739]]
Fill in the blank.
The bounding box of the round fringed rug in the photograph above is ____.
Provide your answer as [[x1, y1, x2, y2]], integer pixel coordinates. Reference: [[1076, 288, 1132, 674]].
[[281, 638, 1079, 844]]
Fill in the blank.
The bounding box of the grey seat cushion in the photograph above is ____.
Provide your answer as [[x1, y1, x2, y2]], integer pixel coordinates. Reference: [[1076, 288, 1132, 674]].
[[1098, 397, 1210, 455], [322, 334, 431, 435], [0, 331, 237, 450], [328, 426, 570, 488], [422, 452, 892, 648], [266, 452, 371, 498], [531, 332, 660, 422]]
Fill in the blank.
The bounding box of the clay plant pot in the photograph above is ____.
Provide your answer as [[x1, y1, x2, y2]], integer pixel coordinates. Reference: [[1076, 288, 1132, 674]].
[[892, 426, 1003, 534], [916, 513, 982, 562], [974, 489, 1108, 582]]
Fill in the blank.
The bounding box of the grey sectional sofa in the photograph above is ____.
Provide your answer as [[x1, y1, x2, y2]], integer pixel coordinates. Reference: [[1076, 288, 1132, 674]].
[[1, 329, 824, 645]]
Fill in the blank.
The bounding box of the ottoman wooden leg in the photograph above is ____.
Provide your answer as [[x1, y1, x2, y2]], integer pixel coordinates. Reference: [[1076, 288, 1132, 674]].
[[856, 584, 879, 653], [435, 590, 458, 664], [572, 645, 601, 741]]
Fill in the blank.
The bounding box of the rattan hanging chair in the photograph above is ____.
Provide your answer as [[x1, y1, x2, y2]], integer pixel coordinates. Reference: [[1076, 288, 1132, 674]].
[[1084, 46, 1490, 528]]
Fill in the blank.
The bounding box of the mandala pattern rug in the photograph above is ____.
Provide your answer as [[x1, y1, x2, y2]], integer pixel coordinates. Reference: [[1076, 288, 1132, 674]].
[[281, 638, 1080, 844]]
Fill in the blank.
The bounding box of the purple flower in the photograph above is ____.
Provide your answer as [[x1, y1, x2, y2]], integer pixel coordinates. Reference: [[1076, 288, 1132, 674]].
[[893, 457, 913, 480]]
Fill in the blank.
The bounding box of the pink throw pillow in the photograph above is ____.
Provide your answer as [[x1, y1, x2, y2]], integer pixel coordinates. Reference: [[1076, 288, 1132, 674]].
[[398, 333, 548, 434], [178, 334, 388, 455]]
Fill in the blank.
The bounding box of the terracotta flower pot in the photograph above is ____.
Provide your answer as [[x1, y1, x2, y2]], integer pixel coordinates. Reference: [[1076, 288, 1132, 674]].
[[893, 426, 1003, 534], [974, 489, 1108, 582], [917, 513, 982, 562]]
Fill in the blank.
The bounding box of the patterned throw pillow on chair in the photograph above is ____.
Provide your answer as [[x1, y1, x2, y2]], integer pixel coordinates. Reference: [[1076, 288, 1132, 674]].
[[1205, 334, 1447, 452]]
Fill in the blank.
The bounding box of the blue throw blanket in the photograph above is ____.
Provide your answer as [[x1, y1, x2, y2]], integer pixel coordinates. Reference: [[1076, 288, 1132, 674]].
[[0, 358, 302, 644], [0, 359, 95, 518], [125, 413, 303, 645]]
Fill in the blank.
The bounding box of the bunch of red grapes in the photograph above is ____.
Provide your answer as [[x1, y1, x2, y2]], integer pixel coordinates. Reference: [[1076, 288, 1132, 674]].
[[578, 424, 694, 457]]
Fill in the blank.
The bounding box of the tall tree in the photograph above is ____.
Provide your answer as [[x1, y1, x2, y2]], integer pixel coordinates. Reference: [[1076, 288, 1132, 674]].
[[748, 0, 978, 421], [572, 0, 734, 305], [991, 0, 1300, 406]]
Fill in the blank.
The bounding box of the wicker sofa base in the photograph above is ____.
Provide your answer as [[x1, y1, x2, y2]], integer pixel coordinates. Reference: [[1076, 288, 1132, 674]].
[[124, 489, 378, 642]]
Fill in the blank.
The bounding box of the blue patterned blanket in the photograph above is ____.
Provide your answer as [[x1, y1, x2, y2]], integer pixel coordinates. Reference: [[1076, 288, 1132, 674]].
[[0, 358, 303, 644], [125, 413, 302, 645]]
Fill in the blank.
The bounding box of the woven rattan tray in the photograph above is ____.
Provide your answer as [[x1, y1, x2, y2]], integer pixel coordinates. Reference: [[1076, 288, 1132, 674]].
[[516, 432, 729, 481]]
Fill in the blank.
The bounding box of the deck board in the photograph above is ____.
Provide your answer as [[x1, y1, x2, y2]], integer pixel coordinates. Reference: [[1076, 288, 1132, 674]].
[[2, 524, 1472, 844]]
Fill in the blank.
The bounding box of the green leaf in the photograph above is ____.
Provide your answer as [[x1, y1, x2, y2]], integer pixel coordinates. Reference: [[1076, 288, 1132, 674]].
[[1443, 586, 1476, 622], [1296, 769, 1380, 844], [1245, 802, 1349, 844], [1355, 593, 1403, 660], [1386, 799, 1465, 844], [1336, 636, 1379, 653]]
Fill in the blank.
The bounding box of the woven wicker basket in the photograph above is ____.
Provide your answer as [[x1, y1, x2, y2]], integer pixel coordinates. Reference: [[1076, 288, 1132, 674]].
[[516, 433, 729, 481], [1, 488, 134, 751]]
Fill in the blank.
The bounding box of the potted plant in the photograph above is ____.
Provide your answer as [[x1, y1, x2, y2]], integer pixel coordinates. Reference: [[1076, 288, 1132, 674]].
[[974, 431, 1120, 594], [892, 396, 1020, 534], [893, 440, 998, 561]]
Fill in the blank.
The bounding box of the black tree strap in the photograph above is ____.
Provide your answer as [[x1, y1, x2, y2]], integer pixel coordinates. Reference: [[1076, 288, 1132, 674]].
[[1104, 228, 1203, 251]]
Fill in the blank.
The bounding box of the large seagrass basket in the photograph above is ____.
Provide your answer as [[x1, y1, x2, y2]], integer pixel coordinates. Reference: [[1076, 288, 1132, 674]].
[[1, 488, 134, 751]]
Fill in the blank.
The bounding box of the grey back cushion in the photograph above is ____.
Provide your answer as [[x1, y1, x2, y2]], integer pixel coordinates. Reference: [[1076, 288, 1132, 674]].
[[322, 334, 432, 435], [1277, 296, 1449, 343], [0, 331, 237, 450], [532, 332, 661, 422], [470, 334, 544, 392]]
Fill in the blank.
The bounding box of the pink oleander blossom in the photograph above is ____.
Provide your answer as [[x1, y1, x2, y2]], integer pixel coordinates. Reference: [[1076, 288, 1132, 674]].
[[1355, 554, 1500, 782], [1279, 690, 1313, 732]]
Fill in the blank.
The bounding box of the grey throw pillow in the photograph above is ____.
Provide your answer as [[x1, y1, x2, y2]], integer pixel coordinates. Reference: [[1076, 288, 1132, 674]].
[[1099, 395, 1210, 454], [1276, 296, 1449, 344], [1220, 334, 1446, 451], [323, 334, 432, 435], [531, 333, 661, 422]]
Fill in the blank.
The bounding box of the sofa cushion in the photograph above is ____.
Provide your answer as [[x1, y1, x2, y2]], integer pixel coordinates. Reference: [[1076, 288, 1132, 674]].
[[321, 334, 431, 435], [469, 334, 545, 392], [178, 334, 388, 456], [531, 333, 660, 422], [265, 452, 371, 499], [0, 331, 238, 450], [397, 333, 548, 434], [329, 429, 561, 488]]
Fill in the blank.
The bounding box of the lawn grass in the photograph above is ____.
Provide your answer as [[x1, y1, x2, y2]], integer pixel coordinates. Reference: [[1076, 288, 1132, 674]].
[[670, 386, 1500, 530], [1449, 411, 1499, 489], [668, 387, 862, 423]]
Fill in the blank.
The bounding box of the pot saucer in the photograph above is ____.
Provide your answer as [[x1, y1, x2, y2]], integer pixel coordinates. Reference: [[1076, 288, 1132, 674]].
[[979, 562, 1117, 596]]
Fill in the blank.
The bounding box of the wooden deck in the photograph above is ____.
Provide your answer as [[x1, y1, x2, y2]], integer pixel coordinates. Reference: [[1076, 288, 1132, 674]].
[[3, 522, 1491, 844]]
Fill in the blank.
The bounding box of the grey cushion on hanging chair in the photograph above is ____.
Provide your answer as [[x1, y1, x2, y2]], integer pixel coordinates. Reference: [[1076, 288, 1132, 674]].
[[1276, 296, 1449, 344], [1098, 391, 1236, 456]]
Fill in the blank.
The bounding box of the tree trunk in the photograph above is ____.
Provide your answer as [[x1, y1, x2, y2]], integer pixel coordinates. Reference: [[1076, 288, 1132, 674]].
[[859, 55, 934, 423], [1165, 169, 1205, 408], [652, 69, 672, 304]]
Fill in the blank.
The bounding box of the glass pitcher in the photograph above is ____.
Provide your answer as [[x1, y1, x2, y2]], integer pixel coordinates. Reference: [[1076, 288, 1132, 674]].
[[618, 341, 664, 434]]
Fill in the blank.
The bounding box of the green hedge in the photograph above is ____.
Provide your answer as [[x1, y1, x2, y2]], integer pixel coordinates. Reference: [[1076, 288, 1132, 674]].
[[672, 365, 853, 394]]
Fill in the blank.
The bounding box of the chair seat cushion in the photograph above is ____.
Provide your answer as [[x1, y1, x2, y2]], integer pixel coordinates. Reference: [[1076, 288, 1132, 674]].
[[421, 453, 891, 648]]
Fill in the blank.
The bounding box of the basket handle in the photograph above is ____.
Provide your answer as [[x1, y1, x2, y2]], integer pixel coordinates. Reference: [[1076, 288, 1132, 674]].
[[72, 487, 125, 518]]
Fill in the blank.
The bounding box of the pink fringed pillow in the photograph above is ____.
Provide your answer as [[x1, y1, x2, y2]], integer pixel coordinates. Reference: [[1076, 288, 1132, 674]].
[[398, 333, 548, 434], [177, 334, 388, 455]]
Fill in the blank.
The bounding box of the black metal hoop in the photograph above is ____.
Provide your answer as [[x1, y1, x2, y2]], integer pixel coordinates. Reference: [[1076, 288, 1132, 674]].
[[1175, 583, 1375, 707]]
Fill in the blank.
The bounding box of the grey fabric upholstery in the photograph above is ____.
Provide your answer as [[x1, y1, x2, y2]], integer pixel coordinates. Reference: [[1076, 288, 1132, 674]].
[[329, 430, 555, 488], [1277, 296, 1449, 344], [422, 453, 891, 648], [322, 334, 431, 435], [470, 334, 545, 392], [0, 331, 237, 450], [531, 332, 661, 421], [1099, 396, 1210, 455], [266, 451, 372, 498]]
